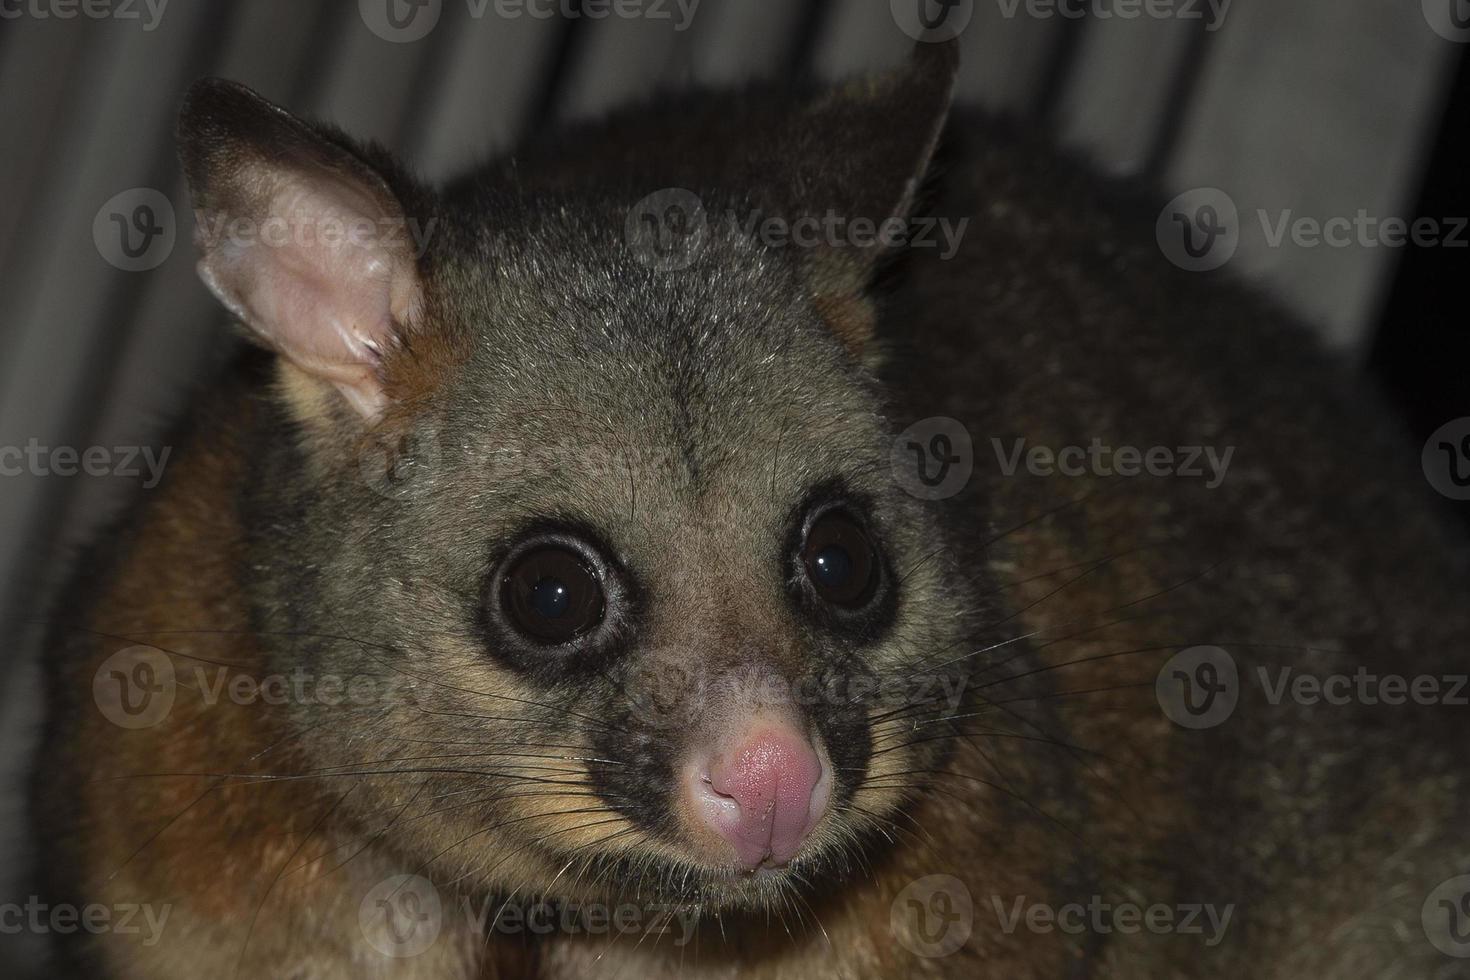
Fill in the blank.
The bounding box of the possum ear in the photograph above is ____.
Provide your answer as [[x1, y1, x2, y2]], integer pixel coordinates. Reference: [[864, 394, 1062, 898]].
[[781, 42, 957, 358], [178, 78, 427, 423]]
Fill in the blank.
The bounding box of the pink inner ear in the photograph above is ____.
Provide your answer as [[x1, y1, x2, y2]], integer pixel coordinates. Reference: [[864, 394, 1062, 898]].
[[195, 171, 421, 421]]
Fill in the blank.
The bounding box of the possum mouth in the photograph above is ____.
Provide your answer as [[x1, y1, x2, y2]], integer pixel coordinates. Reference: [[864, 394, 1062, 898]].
[[544, 814, 890, 914], [565, 852, 825, 910]]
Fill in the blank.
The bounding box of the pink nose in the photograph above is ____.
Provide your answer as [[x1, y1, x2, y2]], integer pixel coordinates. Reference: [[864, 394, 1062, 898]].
[[690, 724, 829, 869]]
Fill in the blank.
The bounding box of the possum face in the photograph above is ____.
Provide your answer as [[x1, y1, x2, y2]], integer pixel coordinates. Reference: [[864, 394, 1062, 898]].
[[180, 47, 975, 914], [379, 239, 973, 910]]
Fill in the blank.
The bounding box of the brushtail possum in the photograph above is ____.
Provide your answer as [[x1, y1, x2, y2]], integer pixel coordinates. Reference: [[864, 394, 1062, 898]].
[[34, 42, 1470, 979]]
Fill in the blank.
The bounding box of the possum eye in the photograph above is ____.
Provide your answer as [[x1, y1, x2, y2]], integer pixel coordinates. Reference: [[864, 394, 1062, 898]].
[[501, 546, 605, 644], [802, 510, 878, 608]]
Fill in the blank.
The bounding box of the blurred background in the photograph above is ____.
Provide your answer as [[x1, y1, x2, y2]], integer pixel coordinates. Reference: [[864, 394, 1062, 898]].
[[1, 0, 1467, 972]]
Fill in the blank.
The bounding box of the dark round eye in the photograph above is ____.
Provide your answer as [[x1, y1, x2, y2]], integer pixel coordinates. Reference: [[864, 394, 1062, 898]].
[[802, 510, 878, 607], [501, 546, 604, 644]]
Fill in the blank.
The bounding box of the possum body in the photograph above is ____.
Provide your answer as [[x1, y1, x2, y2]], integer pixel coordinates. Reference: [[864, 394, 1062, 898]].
[[34, 43, 1470, 980]]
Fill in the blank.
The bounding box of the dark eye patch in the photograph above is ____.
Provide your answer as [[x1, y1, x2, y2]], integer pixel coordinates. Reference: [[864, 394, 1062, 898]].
[[502, 546, 604, 644], [480, 525, 636, 677], [786, 485, 900, 641]]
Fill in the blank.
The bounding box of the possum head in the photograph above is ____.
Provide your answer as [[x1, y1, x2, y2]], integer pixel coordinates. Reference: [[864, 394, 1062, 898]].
[[179, 45, 984, 916]]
